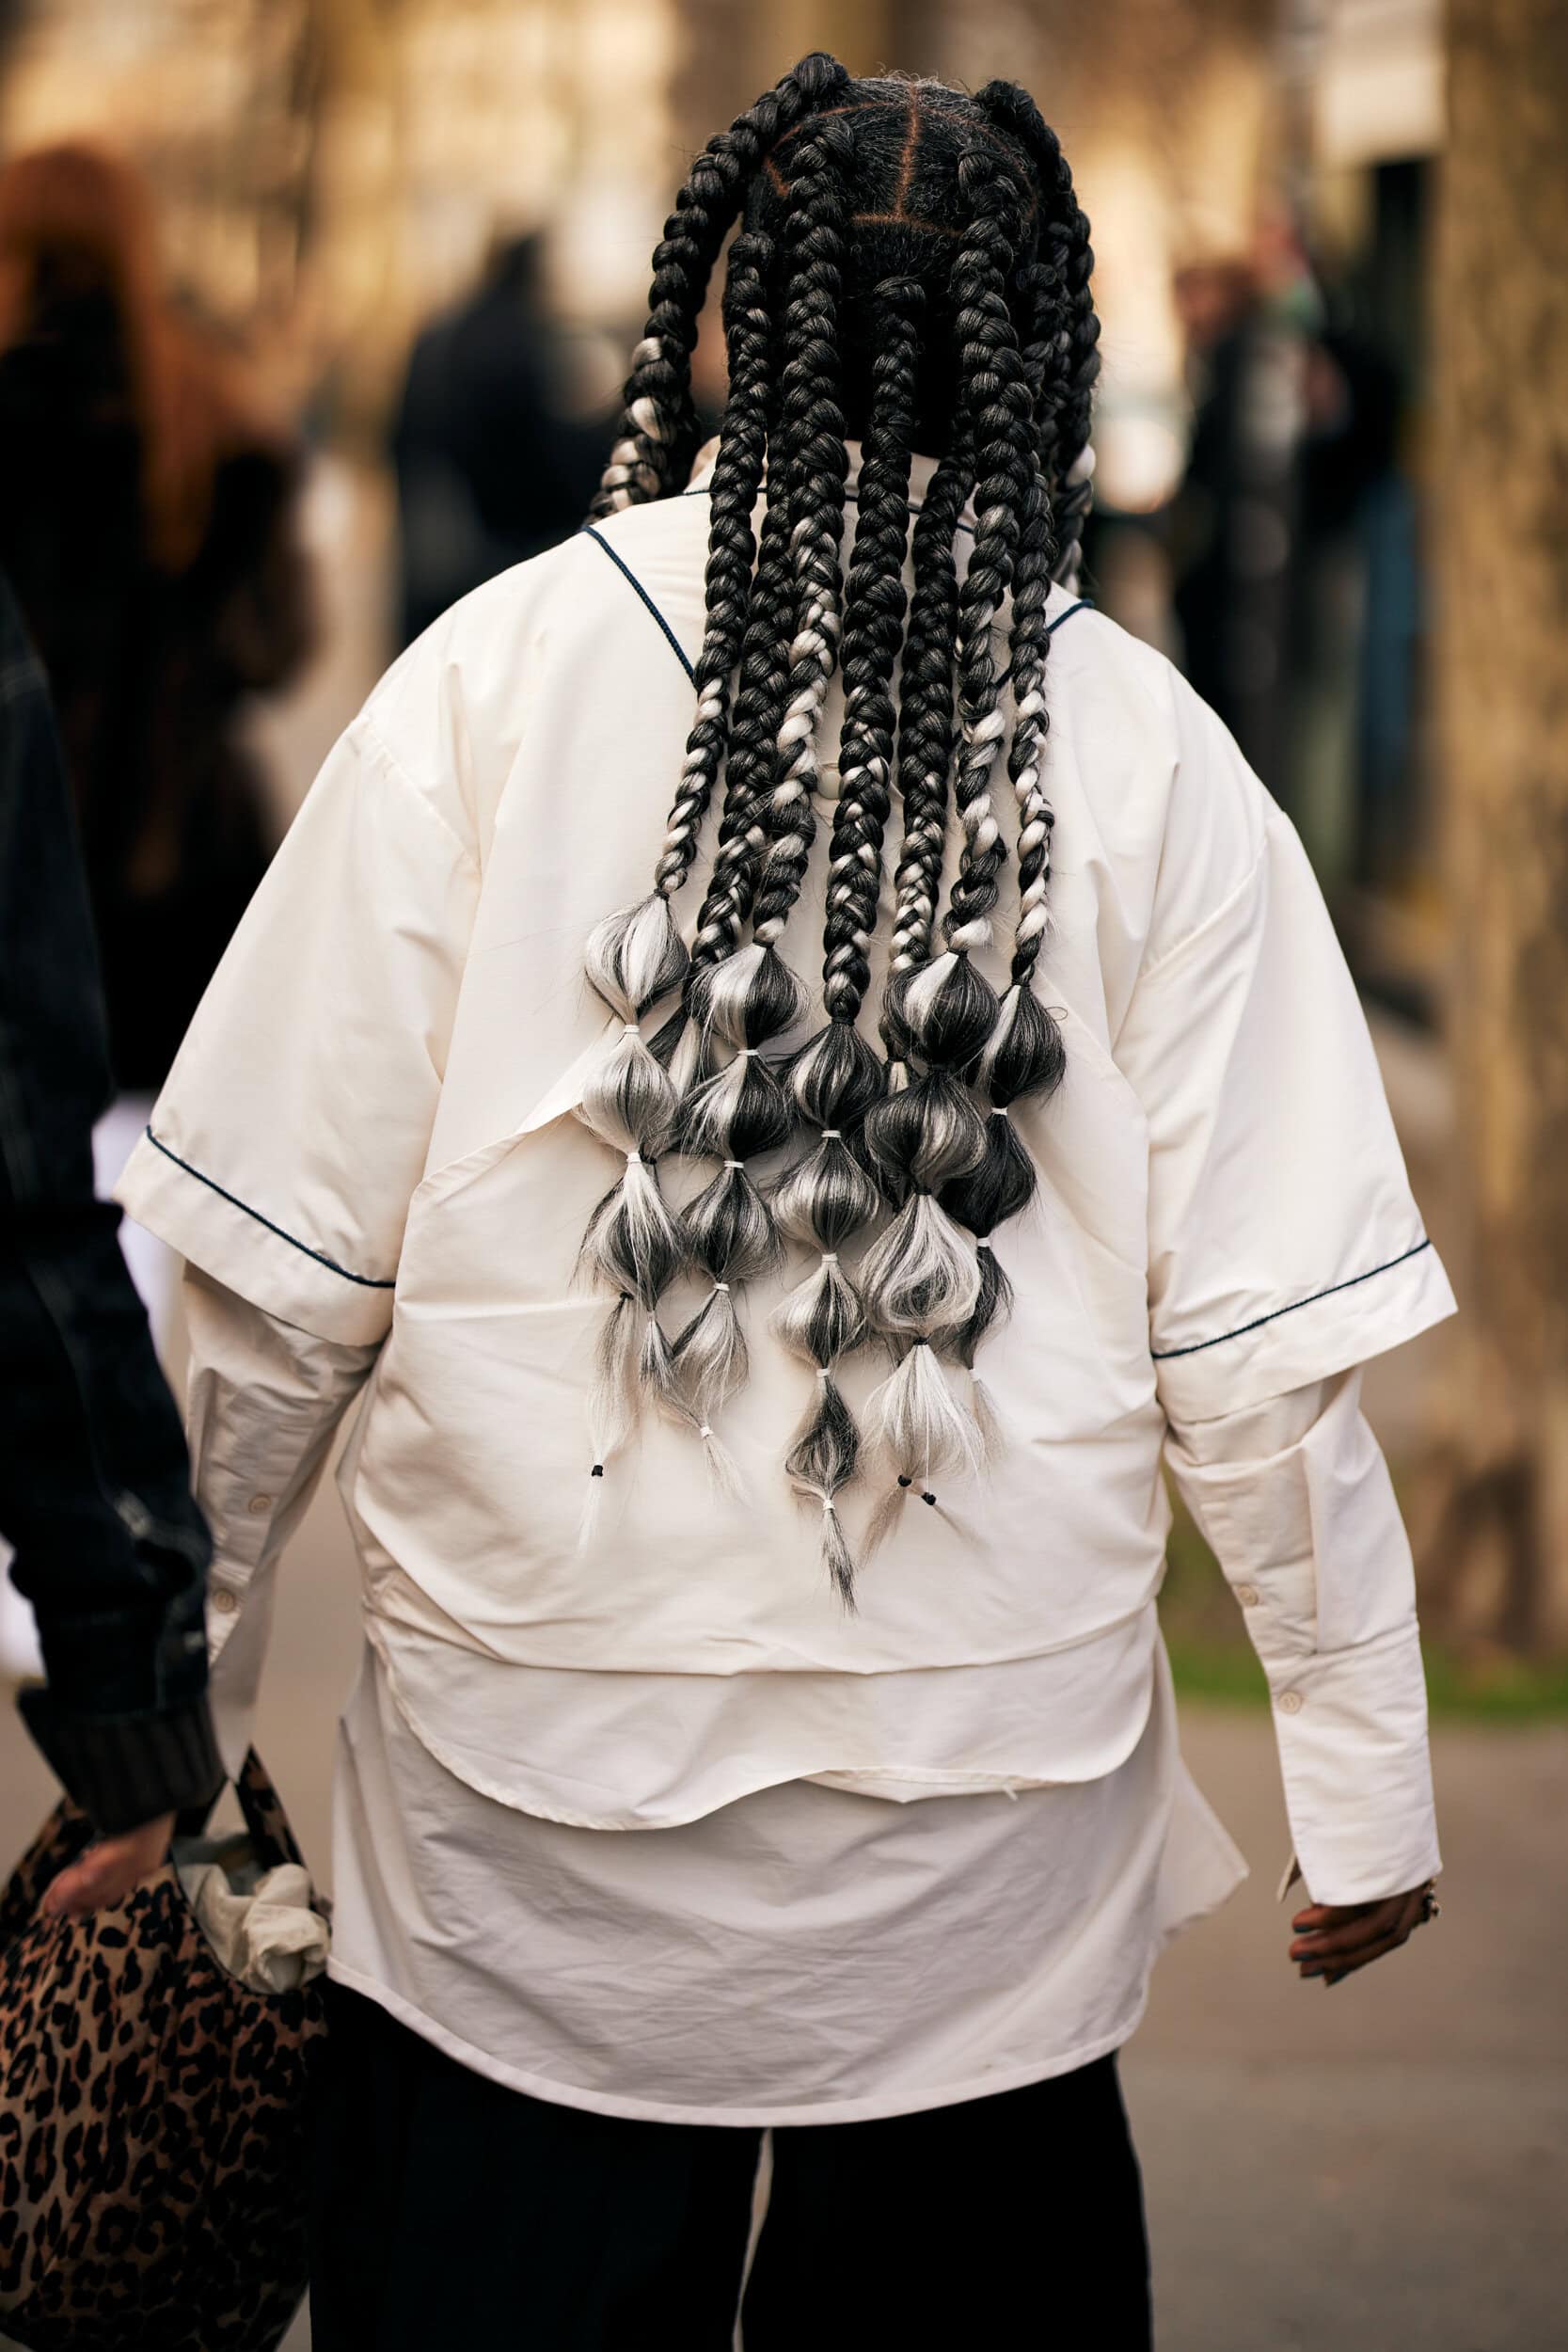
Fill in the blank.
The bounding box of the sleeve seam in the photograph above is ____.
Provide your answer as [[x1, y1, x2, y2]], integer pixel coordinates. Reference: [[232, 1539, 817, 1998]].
[[1152, 1237, 1433, 1361], [143, 1128, 396, 1291]]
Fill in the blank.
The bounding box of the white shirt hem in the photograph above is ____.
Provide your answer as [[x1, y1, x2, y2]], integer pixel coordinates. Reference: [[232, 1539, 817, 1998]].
[[325, 1956, 1155, 2129]]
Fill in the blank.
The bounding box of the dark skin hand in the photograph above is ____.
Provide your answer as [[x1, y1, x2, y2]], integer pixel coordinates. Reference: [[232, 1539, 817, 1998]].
[[1290, 1883, 1432, 1987]]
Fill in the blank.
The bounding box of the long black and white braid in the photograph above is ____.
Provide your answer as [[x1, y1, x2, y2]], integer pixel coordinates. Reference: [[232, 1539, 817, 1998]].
[[940, 96, 1094, 1410], [861, 148, 1037, 1505], [574, 237, 782, 1505], [770, 277, 922, 1604], [589, 54, 847, 517], [976, 81, 1101, 578], [670, 117, 856, 1466]]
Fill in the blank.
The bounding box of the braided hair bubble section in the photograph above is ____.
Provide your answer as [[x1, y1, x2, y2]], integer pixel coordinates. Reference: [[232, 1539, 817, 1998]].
[[573, 228, 796, 1507], [861, 142, 1045, 1510], [768, 278, 924, 1605], [670, 113, 857, 1473]]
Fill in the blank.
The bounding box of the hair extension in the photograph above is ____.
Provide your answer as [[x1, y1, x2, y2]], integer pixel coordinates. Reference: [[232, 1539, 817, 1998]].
[[932, 90, 1092, 1422], [939, 450, 1069, 1431], [769, 278, 922, 1604], [860, 143, 1040, 1509], [590, 54, 848, 517], [573, 233, 788, 1502], [975, 81, 1101, 581], [671, 116, 855, 1472], [882, 427, 973, 1073], [576, 65, 1101, 1574]]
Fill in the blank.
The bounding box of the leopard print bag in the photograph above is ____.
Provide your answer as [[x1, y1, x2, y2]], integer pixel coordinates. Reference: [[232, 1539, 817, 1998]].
[[0, 1750, 327, 2350]]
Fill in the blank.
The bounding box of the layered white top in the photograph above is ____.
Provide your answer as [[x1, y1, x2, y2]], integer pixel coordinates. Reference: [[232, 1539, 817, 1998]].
[[120, 443, 1453, 1912]]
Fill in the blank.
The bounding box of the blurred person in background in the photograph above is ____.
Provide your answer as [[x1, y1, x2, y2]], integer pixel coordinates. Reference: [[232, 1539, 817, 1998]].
[[0, 564, 221, 1903], [391, 229, 610, 646], [0, 143, 315, 1677], [116, 59, 1450, 2349], [1167, 248, 1303, 789]]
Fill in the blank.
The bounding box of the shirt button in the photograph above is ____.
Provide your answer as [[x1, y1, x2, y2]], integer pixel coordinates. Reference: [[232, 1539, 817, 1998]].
[[1235, 1582, 1260, 1608], [246, 1494, 273, 1516], [211, 1588, 239, 1616], [1277, 1689, 1305, 1715]]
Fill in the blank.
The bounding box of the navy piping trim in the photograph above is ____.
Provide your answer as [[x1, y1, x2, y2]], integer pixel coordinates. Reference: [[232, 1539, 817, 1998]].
[[143, 1128, 396, 1290], [1047, 598, 1093, 633], [583, 527, 696, 684], [1150, 1237, 1434, 1360]]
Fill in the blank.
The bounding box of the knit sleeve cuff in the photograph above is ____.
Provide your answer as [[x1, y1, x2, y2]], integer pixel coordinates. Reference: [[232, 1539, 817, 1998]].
[[16, 1685, 225, 1833]]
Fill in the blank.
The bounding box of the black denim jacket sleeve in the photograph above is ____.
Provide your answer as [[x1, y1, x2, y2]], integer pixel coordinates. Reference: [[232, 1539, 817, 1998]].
[[0, 572, 222, 1833]]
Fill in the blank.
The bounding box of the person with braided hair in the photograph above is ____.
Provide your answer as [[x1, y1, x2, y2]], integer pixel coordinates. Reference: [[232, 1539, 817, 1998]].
[[116, 61, 1453, 2345]]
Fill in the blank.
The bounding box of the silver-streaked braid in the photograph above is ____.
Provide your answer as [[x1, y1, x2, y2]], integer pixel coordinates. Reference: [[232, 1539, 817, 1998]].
[[572, 247, 787, 1505], [670, 119, 856, 1454], [770, 278, 921, 1604], [860, 145, 1040, 1520], [589, 53, 847, 518], [940, 447, 1068, 1408], [976, 81, 1101, 579], [882, 427, 974, 1079]]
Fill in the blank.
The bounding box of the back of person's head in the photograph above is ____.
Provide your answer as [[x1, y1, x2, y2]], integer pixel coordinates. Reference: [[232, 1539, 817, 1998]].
[[575, 59, 1101, 1592], [0, 141, 274, 574]]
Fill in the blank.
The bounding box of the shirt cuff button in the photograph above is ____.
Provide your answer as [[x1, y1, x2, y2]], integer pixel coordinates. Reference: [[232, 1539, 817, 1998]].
[[1235, 1581, 1260, 1608], [211, 1588, 240, 1615], [1276, 1688, 1305, 1715], [246, 1495, 273, 1515]]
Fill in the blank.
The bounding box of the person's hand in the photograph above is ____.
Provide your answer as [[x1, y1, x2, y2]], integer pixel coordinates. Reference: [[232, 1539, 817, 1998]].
[[1290, 1883, 1433, 1987], [40, 1813, 176, 1921]]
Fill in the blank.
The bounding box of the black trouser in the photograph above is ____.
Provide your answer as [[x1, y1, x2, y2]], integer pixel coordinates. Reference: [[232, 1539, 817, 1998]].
[[309, 1982, 1152, 2350]]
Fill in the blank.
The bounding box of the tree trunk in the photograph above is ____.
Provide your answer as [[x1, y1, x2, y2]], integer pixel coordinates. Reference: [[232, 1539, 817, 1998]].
[[1423, 0, 1568, 1650]]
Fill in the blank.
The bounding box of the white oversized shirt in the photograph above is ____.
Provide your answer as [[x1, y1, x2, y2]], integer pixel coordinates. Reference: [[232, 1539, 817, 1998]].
[[172, 1263, 1417, 2122], [119, 441, 1455, 1909]]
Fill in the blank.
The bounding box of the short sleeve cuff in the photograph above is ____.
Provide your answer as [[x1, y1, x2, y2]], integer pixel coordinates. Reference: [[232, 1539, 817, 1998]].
[[1263, 1620, 1441, 1907], [116, 1126, 397, 1346], [1153, 1232, 1456, 1425]]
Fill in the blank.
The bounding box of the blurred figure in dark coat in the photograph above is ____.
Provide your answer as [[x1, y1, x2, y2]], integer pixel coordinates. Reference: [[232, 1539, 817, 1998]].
[[0, 143, 317, 1105], [391, 232, 607, 645]]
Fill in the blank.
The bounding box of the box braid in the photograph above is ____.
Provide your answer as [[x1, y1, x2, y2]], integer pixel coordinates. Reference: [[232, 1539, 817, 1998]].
[[975, 80, 1101, 580], [573, 231, 785, 1501], [575, 66, 1101, 1580], [936, 91, 1097, 1422], [668, 117, 855, 1470], [883, 425, 973, 1067], [860, 145, 1039, 1509], [589, 53, 848, 517], [770, 278, 922, 1603]]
